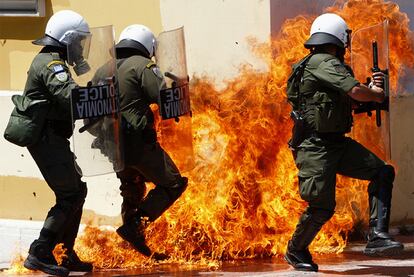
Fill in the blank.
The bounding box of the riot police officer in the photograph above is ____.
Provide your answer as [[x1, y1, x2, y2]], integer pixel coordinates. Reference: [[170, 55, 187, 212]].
[[114, 24, 188, 259], [18, 10, 93, 276], [285, 13, 403, 272]]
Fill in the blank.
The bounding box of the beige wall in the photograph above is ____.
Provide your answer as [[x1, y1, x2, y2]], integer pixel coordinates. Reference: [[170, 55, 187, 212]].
[[0, 0, 413, 225], [0, 0, 163, 223], [0, 0, 162, 91], [160, 0, 270, 89], [0, 0, 273, 224], [390, 95, 414, 224]]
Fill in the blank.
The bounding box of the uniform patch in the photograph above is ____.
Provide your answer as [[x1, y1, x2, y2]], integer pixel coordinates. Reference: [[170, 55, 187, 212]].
[[331, 61, 348, 74], [53, 64, 65, 73], [152, 66, 164, 79], [55, 71, 68, 82]]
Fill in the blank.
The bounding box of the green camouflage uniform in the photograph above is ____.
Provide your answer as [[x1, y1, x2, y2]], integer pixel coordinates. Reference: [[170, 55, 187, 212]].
[[288, 53, 394, 253], [23, 47, 87, 253], [116, 54, 187, 223]]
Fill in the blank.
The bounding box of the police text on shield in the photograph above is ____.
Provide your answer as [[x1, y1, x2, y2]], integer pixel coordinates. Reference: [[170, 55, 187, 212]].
[[161, 84, 191, 119], [72, 84, 120, 120]]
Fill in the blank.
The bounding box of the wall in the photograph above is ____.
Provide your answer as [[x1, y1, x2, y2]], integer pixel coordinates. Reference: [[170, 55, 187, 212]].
[[0, 0, 271, 225], [0, 0, 414, 268], [0, 0, 164, 223], [0, 0, 413, 239], [0, 0, 163, 91], [159, 0, 270, 89]]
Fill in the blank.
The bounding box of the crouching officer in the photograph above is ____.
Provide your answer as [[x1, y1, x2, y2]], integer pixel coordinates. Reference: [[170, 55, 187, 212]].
[[114, 24, 188, 259], [19, 10, 93, 276], [285, 13, 403, 272]]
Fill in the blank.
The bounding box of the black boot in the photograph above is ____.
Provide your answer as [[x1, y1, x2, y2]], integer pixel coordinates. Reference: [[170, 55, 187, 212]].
[[24, 241, 69, 277], [285, 241, 318, 272], [116, 215, 169, 260], [284, 207, 334, 272], [364, 227, 403, 256], [61, 250, 93, 272], [365, 166, 403, 256]]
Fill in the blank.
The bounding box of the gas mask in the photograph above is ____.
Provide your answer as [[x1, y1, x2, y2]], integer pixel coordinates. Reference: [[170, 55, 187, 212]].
[[66, 32, 92, 76]]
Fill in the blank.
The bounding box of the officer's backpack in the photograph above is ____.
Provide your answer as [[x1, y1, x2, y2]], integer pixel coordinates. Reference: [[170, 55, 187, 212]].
[[4, 95, 50, 147], [286, 54, 313, 110]]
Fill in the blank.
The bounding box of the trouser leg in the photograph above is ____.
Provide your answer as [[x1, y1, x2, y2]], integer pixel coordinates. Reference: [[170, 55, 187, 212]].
[[58, 184, 93, 272], [57, 182, 87, 253], [289, 207, 335, 251], [133, 142, 187, 222], [285, 207, 334, 272], [334, 138, 403, 255], [138, 176, 188, 221], [117, 168, 147, 224], [28, 134, 86, 246], [116, 143, 186, 260], [368, 165, 394, 232], [25, 131, 85, 276], [288, 137, 343, 272]]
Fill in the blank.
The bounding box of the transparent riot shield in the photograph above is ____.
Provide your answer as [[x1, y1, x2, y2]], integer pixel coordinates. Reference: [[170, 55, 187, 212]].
[[351, 20, 391, 160], [155, 27, 194, 172], [69, 25, 124, 176]]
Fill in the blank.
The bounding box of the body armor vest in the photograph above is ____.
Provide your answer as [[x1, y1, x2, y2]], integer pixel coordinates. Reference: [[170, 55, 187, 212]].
[[287, 53, 353, 134]]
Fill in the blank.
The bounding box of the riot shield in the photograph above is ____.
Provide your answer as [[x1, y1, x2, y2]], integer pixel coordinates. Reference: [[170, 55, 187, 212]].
[[69, 25, 124, 176], [155, 27, 194, 172], [351, 20, 391, 160]]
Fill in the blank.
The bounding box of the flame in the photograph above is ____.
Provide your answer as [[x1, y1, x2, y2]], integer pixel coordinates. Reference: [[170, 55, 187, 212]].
[[2, 254, 30, 275], [61, 0, 414, 268], [6, 0, 414, 273]]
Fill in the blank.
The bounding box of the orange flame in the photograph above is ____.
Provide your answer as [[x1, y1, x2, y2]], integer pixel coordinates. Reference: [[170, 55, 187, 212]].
[[75, 0, 414, 268], [7, 0, 414, 273]]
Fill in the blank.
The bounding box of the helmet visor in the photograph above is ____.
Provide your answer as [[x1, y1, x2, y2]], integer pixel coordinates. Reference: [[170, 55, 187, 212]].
[[66, 31, 92, 65]]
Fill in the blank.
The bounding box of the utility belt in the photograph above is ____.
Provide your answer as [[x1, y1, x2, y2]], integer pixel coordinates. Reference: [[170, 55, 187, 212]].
[[289, 109, 346, 150]]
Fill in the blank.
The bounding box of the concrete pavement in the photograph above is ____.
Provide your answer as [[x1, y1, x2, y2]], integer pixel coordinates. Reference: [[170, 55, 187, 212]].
[[1, 234, 413, 276]]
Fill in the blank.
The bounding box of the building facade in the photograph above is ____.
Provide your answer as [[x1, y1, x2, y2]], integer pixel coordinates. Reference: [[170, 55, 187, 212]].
[[0, 0, 413, 267]]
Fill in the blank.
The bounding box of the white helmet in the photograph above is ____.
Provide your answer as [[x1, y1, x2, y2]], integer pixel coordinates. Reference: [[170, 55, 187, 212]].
[[304, 13, 351, 49], [33, 10, 90, 47], [116, 24, 156, 57]]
